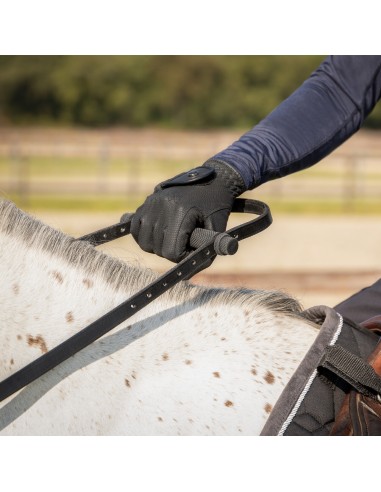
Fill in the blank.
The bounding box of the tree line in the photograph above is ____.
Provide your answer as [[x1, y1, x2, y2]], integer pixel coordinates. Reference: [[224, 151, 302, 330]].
[[1, 55, 380, 128]]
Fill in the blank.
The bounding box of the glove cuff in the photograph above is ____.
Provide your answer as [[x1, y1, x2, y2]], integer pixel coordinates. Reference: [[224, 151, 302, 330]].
[[203, 159, 247, 197]]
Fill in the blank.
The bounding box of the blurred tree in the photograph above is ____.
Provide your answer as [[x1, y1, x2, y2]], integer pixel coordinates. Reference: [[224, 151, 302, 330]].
[[2, 55, 379, 129]]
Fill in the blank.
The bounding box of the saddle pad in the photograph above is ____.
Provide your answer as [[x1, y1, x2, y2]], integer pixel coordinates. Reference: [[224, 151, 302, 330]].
[[260, 305, 380, 436]]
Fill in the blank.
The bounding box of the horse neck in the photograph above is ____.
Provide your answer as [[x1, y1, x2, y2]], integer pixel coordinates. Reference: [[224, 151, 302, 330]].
[[0, 213, 159, 381]]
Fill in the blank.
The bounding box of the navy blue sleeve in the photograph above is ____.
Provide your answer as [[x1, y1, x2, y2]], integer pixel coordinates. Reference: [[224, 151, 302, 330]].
[[212, 56, 381, 190]]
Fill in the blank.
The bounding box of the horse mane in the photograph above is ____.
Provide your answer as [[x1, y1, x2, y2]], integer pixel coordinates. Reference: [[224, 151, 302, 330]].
[[0, 199, 305, 319]]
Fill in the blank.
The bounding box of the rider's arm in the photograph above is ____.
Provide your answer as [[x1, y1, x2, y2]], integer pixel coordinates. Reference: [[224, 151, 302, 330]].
[[131, 56, 381, 263], [211, 55, 381, 189]]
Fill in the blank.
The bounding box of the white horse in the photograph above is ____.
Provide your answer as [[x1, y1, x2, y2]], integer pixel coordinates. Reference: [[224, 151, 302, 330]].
[[0, 198, 320, 435]]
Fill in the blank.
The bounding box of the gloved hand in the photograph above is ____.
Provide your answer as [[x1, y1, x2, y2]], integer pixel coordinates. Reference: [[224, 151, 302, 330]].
[[130, 160, 246, 263]]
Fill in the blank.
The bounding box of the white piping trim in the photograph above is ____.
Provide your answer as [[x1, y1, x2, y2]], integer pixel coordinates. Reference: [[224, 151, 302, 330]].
[[277, 314, 344, 436], [328, 314, 343, 347]]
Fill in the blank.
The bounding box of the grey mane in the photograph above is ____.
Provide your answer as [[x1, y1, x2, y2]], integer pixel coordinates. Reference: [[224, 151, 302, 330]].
[[0, 199, 157, 293], [0, 199, 304, 318]]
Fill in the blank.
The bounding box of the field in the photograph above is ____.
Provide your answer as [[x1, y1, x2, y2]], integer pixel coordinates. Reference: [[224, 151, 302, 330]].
[[2, 126, 381, 311]]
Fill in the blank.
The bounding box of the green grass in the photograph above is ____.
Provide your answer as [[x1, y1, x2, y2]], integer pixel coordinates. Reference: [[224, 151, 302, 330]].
[[6, 194, 381, 216], [6, 194, 145, 213], [263, 198, 381, 215], [3, 155, 381, 216], [3, 155, 381, 188], [0, 156, 196, 178]]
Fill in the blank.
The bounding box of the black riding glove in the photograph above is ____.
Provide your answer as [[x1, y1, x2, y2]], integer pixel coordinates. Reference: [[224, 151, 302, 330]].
[[130, 160, 246, 263]]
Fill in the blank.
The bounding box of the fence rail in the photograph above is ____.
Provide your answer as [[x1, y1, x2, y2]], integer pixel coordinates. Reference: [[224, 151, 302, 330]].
[[1, 129, 381, 212]]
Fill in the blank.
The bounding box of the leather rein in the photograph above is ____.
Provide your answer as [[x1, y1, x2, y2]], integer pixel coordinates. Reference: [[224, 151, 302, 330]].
[[0, 198, 272, 402]]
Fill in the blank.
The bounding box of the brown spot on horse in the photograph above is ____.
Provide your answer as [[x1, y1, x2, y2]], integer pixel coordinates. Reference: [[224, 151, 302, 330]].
[[264, 403, 273, 414], [50, 270, 64, 284], [213, 371, 220, 378], [224, 400, 234, 407], [184, 359, 192, 365], [162, 352, 169, 361], [82, 278, 94, 289], [65, 311, 74, 323], [27, 334, 48, 354], [264, 370, 275, 384], [12, 283, 19, 295]]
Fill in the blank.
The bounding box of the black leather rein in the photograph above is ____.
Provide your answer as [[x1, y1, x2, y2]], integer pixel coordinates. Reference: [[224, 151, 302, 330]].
[[0, 198, 272, 402]]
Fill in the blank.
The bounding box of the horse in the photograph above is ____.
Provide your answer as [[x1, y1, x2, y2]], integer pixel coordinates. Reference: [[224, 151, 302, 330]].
[[0, 198, 320, 435]]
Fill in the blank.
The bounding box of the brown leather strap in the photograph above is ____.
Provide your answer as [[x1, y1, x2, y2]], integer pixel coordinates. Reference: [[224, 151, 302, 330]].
[[330, 340, 381, 435], [360, 315, 381, 336]]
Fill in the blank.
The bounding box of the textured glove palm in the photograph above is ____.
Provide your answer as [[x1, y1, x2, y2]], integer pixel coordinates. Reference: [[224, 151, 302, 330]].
[[130, 160, 246, 263]]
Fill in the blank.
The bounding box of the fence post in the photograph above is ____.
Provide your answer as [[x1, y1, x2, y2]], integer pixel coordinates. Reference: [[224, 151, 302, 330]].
[[343, 154, 359, 213], [10, 138, 29, 207], [98, 140, 110, 194]]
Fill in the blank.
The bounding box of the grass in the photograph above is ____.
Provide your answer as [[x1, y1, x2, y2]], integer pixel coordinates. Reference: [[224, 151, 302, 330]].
[[5, 194, 145, 213], [0, 156, 196, 178], [267, 198, 381, 215], [3, 155, 381, 215], [6, 193, 381, 216]]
